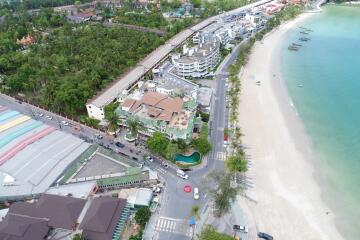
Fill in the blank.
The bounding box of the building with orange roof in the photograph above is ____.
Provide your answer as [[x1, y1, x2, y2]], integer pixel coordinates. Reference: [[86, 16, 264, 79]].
[[117, 91, 197, 141], [16, 35, 36, 48]]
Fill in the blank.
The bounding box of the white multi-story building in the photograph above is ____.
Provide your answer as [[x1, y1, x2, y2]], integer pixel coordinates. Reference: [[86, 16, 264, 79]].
[[172, 38, 221, 78]]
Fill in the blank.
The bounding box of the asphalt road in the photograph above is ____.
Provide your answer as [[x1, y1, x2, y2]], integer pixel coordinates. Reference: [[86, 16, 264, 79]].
[[149, 39, 253, 240], [0, 35, 254, 240], [0, 93, 147, 163], [0, 28, 258, 240]]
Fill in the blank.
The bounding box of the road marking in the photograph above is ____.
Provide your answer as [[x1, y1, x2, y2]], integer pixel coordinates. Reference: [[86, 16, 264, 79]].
[[152, 166, 167, 175], [217, 152, 226, 161], [155, 217, 192, 236]]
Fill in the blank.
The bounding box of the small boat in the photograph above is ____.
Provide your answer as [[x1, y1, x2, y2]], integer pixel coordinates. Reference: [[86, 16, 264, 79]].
[[292, 43, 302, 47], [288, 45, 299, 51], [300, 31, 309, 35], [298, 84, 303, 87], [299, 37, 310, 42], [299, 26, 313, 32]]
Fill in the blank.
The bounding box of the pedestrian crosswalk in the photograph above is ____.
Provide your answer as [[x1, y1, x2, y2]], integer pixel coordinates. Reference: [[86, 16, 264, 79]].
[[216, 151, 227, 161], [154, 167, 166, 175], [155, 216, 193, 237]]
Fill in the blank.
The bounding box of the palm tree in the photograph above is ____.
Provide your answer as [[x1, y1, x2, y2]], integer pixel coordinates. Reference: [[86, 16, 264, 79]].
[[208, 172, 240, 218], [126, 117, 143, 138], [72, 233, 85, 240], [107, 113, 119, 135], [190, 205, 200, 220]]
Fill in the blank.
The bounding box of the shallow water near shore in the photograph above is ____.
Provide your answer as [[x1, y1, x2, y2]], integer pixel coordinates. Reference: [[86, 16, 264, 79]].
[[281, 5, 360, 239]]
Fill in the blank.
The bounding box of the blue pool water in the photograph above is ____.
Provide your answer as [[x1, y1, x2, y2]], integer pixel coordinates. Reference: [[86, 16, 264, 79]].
[[174, 152, 201, 164]]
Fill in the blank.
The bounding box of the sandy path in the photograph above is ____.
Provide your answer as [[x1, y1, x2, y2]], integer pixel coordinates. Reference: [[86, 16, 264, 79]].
[[237, 14, 344, 240]]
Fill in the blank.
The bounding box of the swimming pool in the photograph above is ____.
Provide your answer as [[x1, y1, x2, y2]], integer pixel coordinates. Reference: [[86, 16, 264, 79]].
[[174, 152, 201, 164]]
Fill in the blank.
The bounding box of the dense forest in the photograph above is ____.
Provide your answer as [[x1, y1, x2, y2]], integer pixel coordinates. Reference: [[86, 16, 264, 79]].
[[0, 0, 261, 119], [0, 9, 164, 117], [0, 0, 91, 11], [115, 9, 168, 28]]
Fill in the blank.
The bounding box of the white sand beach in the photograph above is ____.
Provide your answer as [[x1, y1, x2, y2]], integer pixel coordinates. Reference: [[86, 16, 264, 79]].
[[237, 14, 344, 240]]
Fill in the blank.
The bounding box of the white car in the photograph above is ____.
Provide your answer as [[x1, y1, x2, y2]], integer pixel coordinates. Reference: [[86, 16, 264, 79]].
[[38, 113, 44, 117], [153, 186, 161, 193], [45, 115, 52, 120], [193, 187, 199, 200], [61, 121, 69, 126]]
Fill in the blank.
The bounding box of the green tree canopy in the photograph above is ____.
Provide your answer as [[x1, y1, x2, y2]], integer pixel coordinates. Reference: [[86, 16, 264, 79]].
[[0, 11, 163, 118], [209, 172, 240, 217], [72, 233, 85, 240], [198, 225, 233, 240], [135, 207, 151, 229], [226, 150, 247, 173], [165, 142, 181, 160], [192, 137, 211, 155], [147, 132, 169, 156], [192, 123, 211, 155], [126, 117, 143, 137]]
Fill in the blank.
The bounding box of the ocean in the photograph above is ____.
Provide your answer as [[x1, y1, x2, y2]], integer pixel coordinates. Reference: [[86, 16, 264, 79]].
[[281, 5, 360, 239]]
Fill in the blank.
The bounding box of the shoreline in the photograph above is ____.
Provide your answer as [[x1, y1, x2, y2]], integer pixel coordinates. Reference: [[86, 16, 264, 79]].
[[236, 13, 344, 240]]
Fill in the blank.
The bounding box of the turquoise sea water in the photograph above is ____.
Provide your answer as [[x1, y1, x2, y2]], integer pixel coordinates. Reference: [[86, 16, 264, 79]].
[[281, 6, 360, 239]]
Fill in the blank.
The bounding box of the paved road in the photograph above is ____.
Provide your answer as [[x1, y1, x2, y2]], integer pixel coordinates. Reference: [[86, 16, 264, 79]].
[[0, 34, 256, 240], [0, 93, 146, 163], [147, 37, 255, 239]]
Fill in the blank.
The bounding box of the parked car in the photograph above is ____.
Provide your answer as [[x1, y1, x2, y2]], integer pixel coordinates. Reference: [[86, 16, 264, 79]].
[[147, 156, 153, 162], [38, 113, 43, 117], [153, 186, 161, 193], [45, 115, 52, 120], [94, 133, 103, 139], [61, 121, 69, 126], [176, 169, 188, 180], [258, 232, 273, 240], [161, 162, 169, 168], [233, 225, 248, 233], [193, 187, 199, 200], [115, 142, 125, 148]]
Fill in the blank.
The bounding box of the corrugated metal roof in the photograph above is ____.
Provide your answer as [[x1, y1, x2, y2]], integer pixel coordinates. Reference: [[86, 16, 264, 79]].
[[9, 194, 86, 230]]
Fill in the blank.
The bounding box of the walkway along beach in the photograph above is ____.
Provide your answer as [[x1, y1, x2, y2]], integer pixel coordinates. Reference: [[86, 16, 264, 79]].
[[236, 13, 344, 240]]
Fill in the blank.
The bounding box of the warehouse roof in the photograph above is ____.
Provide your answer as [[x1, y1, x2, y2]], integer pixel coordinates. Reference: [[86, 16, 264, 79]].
[[0, 214, 49, 240], [9, 194, 86, 230], [80, 197, 127, 240]]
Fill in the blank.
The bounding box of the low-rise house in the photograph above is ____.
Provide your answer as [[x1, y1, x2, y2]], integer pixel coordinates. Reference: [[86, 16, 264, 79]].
[[119, 188, 153, 209], [67, 8, 102, 23], [261, 2, 285, 15], [16, 35, 36, 48], [197, 87, 213, 113], [79, 196, 130, 240], [0, 194, 87, 239], [8, 194, 86, 230], [96, 167, 158, 191], [0, 214, 50, 240]]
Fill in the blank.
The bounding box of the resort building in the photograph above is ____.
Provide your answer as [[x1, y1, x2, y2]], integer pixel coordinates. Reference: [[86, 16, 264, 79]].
[[117, 90, 197, 141], [171, 38, 221, 78]]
